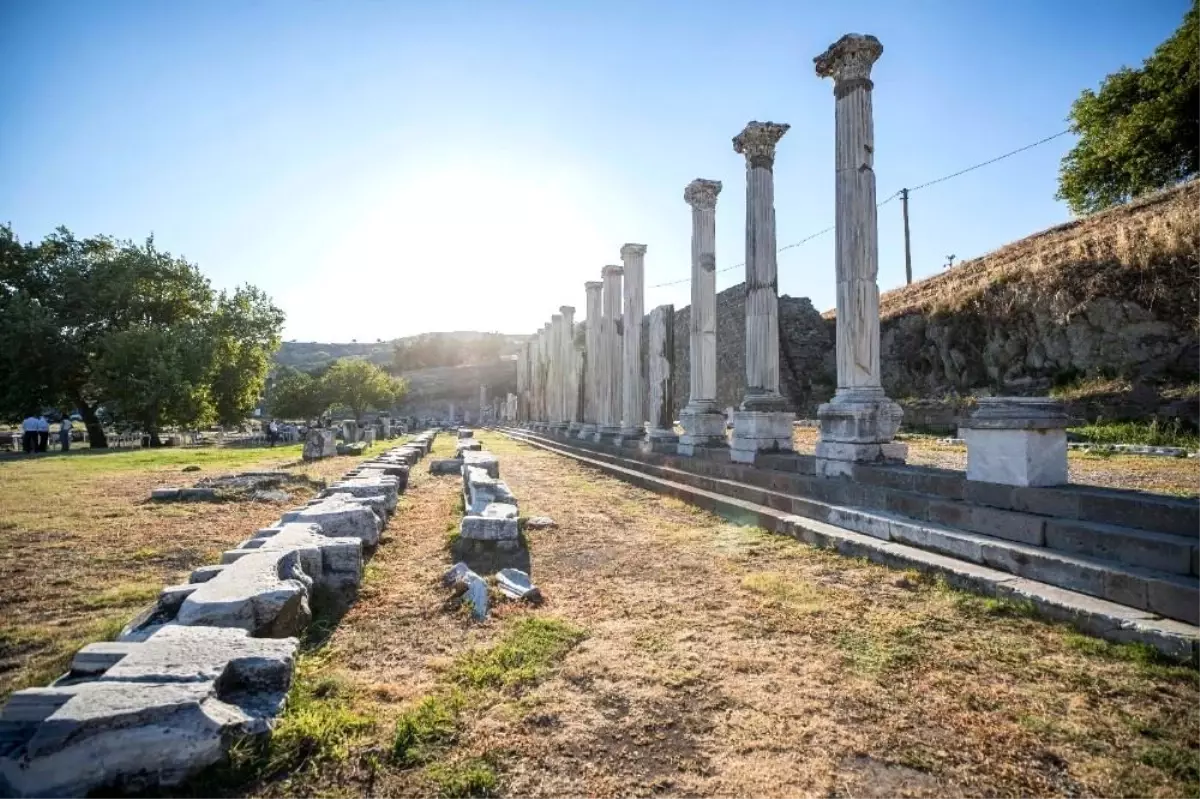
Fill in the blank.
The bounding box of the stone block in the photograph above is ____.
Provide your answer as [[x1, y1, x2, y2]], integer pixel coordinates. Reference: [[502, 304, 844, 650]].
[[457, 428, 474, 439], [462, 467, 517, 514], [188, 565, 225, 584], [280, 497, 382, 546], [460, 503, 520, 541], [965, 505, 1046, 546], [1045, 520, 1194, 574], [1075, 491, 1200, 538], [462, 450, 500, 479], [456, 439, 483, 453], [302, 429, 336, 461], [496, 568, 542, 602], [175, 549, 314, 637], [964, 428, 1068, 488], [323, 476, 399, 512], [1146, 577, 1200, 625], [429, 458, 464, 475]]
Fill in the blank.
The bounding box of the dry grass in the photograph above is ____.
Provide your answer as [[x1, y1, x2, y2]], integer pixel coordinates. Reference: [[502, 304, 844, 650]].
[[835, 179, 1200, 324], [793, 428, 1200, 497], [215, 431, 1198, 798], [0, 440, 387, 701]]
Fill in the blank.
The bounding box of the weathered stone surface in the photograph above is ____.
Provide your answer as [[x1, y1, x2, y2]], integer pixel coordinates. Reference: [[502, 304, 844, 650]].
[[496, 569, 542, 602], [461, 503, 520, 541], [524, 516, 557, 530], [457, 428, 474, 439], [429, 458, 464, 476], [176, 549, 313, 637], [462, 450, 500, 479], [456, 439, 483, 453], [462, 466, 517, 514], [280, 496, 382, 545], [323, 475, 400, 513], [0, 626, 297, 798], [302, 429, 337, 461]]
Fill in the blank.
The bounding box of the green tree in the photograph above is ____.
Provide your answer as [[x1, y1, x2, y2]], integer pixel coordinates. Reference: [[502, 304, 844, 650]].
[[1057, 4, 1199, 214], [322, 358, 407, 422], [268, 365, 330, 423], [207, 286, 285, 426]]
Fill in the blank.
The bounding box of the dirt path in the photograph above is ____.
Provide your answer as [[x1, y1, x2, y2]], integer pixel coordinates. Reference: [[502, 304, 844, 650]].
[[257, 432, 1198, 799]]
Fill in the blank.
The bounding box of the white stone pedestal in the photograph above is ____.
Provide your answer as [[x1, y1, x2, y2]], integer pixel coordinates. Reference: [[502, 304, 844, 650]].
[[567, 422, 583, 437], [577, 423, 597, 440], [815, 390, 907, 477], [593, 426, 622, 445], [677, 404, 727, 456], [961, 397, 1069, 487], [642, 428, 679, 454], [729, 411, 793, 464]]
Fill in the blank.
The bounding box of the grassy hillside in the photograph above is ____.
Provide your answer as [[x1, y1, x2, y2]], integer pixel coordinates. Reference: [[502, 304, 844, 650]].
[[276, 331, 529, 373]]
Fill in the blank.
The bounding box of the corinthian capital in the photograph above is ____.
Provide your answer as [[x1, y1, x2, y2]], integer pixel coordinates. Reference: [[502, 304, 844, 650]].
[[620, 243, 647, 260], [814, 34, 882, 95], [733, 122, 790, 170], [683, 178, 722, 210]]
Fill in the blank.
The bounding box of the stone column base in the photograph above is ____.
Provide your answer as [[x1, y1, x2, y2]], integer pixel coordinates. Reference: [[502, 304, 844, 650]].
[[729, 410, 794, 464], [961, 397, 1070, 487], [576, 423, 597, 439], [677, 407, 727, 456], [615, 427, 646, 448], [593, 426, 622, 444], [815, 391, 907, 477], [642, 429, 679, 455], [566, 422, 583, 437]]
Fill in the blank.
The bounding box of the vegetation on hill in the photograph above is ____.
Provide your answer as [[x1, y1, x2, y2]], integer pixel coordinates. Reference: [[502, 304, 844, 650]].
[[1057, 3, 1198, 214], [0, 225, 283, 446], [275, 331, 527, 375], [268, 359, 407, 423]]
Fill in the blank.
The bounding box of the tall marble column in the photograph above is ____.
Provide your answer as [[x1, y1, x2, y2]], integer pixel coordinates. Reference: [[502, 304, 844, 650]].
[[536, 323, 551, 427], [594, 264, 624, 442], [643, 303, 678, 453], [548, 314, 565, 431], [814, 34, 905, 476], [678, 179, 727, 455], [561, 305, 579, 435], [479, 384, 488, 424], [617, 244, 647, 444], [579, 281, 603, 438], [729, 121, 795, 464]]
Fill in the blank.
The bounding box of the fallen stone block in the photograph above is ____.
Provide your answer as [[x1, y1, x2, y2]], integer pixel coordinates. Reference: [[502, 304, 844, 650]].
[[302, 428, 337, 461], [281, 496, 382, 545], [457, 428, 474, 439], [175, 548, 314, 637], [462, 449, 499, 478], [496, 568, 542, 602], [336, 441, 368, 456], [429, 458, 464, 476], [0, 626, 296, 798], [324, 475, 400, 512], [524, 516, 557, 530], [456, 439, 483, 453], [462, 466, 517, 514], [461, 503, 519, 541]]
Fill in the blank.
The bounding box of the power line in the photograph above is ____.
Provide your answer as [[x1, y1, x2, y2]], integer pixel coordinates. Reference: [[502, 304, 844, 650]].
[[648, 129, 1071, 290]]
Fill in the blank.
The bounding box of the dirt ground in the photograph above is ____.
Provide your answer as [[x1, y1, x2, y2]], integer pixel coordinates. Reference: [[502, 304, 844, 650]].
[[232, 431, 1199, 799], [0, 441, 380, 700], [793, 428, 1199, 497]]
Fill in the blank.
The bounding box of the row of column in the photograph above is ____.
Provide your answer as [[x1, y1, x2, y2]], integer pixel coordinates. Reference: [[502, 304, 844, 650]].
[[513, 33, 905, 470]]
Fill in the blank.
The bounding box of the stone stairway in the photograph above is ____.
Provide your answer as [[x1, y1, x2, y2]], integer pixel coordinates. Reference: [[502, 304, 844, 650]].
[[501, 427, 1199, 659]]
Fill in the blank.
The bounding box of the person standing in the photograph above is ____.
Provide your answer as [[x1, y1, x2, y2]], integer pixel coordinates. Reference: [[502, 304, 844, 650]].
[[267, 419, 279, 447], [21, 413, 38, 454], [36, 415, 49, 453], [59, 416, 73, 452]]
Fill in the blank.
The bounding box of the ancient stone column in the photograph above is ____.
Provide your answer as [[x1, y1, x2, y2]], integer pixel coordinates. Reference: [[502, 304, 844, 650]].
[[814, 34, 906, 476], [561, 305, 579, 435], [579, 281, 603, 439], [479, 384, 488, 424], [617, 244, 647, 444], [729, 121, 795, 464], [643, 304, 678, 453], [594, 264, 624, 442], [678, 179, 727, 456], [549, 313, 566, 431], [572, 341, 587, 429]]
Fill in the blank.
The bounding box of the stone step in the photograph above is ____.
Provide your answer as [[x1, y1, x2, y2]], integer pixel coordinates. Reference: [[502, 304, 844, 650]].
[[502, 430, 1197, 660], [517, 430, 1198, 577], [506, 430, 1199, 626]]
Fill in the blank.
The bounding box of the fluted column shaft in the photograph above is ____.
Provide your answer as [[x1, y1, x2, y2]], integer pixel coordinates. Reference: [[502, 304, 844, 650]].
[[595, 265, 624, 436], [683, 180, 721, 411], [619, 244, 647, 437], [583, 282, 603, 429], [560, 306, 576, 430], [734, 122, 789, 411]]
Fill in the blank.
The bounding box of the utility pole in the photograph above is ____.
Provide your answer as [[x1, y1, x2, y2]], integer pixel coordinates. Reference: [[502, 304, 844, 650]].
[[900, 187, 913, 285]]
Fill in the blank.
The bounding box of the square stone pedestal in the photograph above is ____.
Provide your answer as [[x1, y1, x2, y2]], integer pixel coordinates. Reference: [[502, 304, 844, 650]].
[[961, 397, 1070, 487], [567, 422, 583, 437], [729, 411, 794, 464], [677, 407, 727, 457], [615, 426, 646, 448], [815, 392, 907, 477], [642, 428, 679, 455], [593, 426, 622, 445], [577, 423, 597, 440]]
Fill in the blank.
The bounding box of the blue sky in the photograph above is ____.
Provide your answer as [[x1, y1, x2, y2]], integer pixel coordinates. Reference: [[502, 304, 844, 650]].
[[1, 0, 1189, 342]]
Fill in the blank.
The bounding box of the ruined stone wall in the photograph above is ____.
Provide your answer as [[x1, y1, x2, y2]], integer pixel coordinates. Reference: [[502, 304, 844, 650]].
[[398, 359, 517, 418], [668, 283, 834, 419]]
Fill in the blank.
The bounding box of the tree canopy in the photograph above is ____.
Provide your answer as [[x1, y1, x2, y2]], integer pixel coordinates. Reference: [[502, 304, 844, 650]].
[[0, 226, 284, 445], [322, 358, 407, 421], [1057, 4, 1199, 214]]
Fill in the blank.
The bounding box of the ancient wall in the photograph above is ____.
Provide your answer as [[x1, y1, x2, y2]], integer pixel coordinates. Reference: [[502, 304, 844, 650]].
[[668, 284, 834, 419], [398, 359, 517, 418]]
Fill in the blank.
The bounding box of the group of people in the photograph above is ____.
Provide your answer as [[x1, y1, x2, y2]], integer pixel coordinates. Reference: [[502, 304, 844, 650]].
[[20, 414, 74, 454]]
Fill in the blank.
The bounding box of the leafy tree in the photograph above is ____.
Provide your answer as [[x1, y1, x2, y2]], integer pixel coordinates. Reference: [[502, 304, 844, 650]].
[[268, 365, 330, 423], [207, 286, 285, 426], [0, 225, 284, 445], [1057, 4, 1199, 214], [322, 358, 407, 422]]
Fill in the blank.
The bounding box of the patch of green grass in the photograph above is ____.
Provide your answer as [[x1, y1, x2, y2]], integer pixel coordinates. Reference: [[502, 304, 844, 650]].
[[951, 593, 1039, 620], [741, 572, 825, 613], [836, 625, 927, 675], [423, 757, 499, 798], [131, 547, 160, 561], [447, 617, 587, 691], [79, 582, 160, 609], [265, 657, 375, 772], [392, 690, 465, 766], [1068, 419, 1199, 450], [0, 443, 308, 478], [1138, 743, 1200, 785], [1063, 633, 1198, 678]]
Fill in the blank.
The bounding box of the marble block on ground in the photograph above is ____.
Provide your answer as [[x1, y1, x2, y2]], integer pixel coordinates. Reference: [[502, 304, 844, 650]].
[[280, 497, 382, 546], [460, 502, 520, 541], [462, 450, 500, 479]]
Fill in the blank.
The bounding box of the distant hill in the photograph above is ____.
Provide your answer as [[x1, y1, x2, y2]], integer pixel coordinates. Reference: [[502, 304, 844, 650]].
[[275, 331, 530, 374]]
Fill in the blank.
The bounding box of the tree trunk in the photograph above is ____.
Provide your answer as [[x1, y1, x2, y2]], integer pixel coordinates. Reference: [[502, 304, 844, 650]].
[[76, 397, 107, 448], [149, 430, 163, 447]]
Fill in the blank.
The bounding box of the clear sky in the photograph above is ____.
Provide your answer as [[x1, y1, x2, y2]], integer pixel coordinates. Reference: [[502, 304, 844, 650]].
[[1, 0, 1189, 343]]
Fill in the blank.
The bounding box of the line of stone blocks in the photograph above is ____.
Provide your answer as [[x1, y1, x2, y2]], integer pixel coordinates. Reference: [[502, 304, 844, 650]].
[[0, 431, 437, 797]]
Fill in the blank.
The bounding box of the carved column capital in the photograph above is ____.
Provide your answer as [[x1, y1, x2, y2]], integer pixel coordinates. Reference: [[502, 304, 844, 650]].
[[733, 122, 790, 170], [620, 243, 647, 259], [684, 178, 722, 210], [814, 34, 882, 97]]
